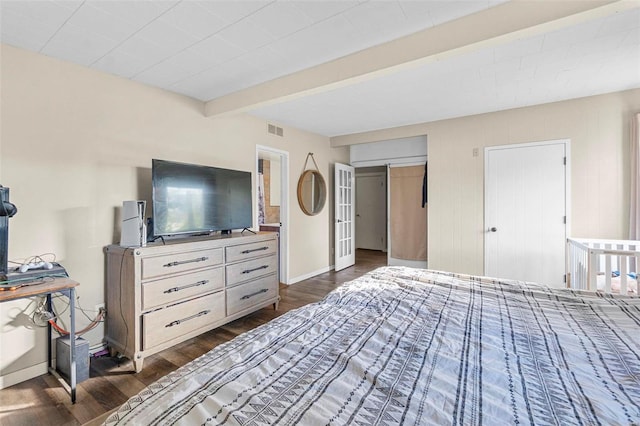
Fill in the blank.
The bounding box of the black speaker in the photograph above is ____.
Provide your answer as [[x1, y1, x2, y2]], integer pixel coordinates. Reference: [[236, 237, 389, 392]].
[[0, 186, 17, 279]]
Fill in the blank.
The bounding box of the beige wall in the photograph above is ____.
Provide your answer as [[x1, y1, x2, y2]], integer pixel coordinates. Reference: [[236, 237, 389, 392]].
[[0, 45, 347, 384], [335, 89, 640, 275]]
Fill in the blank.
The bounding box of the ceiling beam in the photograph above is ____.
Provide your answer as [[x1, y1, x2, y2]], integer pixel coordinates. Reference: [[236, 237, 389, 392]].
[[204, 0, 628, 119]]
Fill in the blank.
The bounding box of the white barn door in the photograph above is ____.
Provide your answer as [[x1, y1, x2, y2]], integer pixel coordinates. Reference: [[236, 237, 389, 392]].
[[335, 163, 355, 271], [485, 140, 568, 287]]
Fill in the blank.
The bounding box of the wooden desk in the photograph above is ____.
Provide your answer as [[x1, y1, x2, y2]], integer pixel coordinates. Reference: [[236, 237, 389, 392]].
[[0, 277, 79, 403]]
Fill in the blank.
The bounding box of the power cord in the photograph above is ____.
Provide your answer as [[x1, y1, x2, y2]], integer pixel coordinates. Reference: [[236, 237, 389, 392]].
[[32, 294, 107, 336], [8, 252, 57, 267]]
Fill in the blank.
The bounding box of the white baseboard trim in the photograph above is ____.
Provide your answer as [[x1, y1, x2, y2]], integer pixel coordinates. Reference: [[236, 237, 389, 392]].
[[0, 361, 48, 390], [288, 265, 334, 285]]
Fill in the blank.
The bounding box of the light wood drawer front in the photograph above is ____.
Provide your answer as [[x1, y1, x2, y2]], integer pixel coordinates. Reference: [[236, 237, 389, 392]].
[[226, 255, 277, 286], [141, 267, 224, 311], [226, 274, 278, 316], [226, 239, 277, 263], [141, 248, 223, 280], [142, 292, 224, 350]]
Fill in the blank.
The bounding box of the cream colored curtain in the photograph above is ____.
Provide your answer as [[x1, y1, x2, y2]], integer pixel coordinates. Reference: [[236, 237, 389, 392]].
[[390, 165, 427, 261], [630, 113, 640, 240]]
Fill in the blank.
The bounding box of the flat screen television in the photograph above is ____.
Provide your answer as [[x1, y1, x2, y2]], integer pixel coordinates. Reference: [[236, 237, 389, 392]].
[[152, 159, 252, 237]]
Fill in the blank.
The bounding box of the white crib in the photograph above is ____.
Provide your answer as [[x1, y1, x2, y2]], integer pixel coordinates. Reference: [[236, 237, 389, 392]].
[[566, 237, 640, 295]]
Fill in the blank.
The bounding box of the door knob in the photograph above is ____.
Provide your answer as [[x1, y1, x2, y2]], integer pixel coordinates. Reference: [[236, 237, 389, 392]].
[[489, 227, 497, 232]]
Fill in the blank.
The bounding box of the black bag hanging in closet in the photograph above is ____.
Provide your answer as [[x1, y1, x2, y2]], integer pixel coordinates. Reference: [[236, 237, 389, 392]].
[[421, 162, 427, 208]]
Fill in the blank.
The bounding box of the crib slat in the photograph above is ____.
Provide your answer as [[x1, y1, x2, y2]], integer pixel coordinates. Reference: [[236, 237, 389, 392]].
[[605, 244, 612, 294], [582, 245, 588, 290], [589, 250, 598, 292], [620, 255, 628, 295]]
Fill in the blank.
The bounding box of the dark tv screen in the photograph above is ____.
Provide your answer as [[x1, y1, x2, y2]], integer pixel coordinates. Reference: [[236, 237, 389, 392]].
[[152, 159, 252, 236]]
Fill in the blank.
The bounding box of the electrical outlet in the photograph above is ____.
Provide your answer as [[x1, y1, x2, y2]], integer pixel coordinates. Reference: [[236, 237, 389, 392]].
[[95, 303, 105, 313]]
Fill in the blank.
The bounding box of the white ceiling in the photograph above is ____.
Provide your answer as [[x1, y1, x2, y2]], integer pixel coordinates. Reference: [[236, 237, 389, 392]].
[[1, 0, 639, 137]]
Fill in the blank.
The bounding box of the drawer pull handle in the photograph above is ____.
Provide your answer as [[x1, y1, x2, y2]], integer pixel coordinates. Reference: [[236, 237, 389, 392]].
[[164, 280, 209, 294], [242, 265, 269, 274], [163, 256, 208, 268], [241, 288, 269, 300], [241, 246, 269, 254], [165, 310, 210, 328]]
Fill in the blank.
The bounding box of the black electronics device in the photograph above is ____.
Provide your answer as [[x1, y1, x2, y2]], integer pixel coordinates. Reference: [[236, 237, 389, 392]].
[[152, 159, 252, 237], [0, 185, 18, 281]]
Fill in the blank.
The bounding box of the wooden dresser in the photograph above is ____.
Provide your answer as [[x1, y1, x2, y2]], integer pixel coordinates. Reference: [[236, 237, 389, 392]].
[[105, 232, 279, 372]]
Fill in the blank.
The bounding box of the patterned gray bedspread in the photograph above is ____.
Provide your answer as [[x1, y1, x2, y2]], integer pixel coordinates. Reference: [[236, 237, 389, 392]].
[[106, 267, 640, 425]]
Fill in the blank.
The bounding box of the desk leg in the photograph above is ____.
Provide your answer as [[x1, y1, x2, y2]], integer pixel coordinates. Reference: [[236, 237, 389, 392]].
[[46, 294, 52, 370], [69, 287, 76, 404]]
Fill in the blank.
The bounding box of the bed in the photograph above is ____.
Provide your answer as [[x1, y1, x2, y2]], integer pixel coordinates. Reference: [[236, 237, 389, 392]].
[[567, 237, 640, 294], [105, 266, 640, 425]]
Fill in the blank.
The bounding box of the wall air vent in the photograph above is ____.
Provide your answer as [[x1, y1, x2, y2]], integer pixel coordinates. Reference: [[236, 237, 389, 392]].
[[267, 123, 284, 137]]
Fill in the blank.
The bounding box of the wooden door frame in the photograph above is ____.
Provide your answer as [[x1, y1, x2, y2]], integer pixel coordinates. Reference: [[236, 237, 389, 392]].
[[256, 145, 289, 284], [355, 171, 387, 251], [483, 139, 571, 278]]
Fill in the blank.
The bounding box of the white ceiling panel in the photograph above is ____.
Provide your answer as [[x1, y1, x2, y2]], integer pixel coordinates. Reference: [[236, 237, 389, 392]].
[[598, 7, 640, 34], [422, 0, 499, 27], [268, 14, 365, 71], [494, 35, 544, 62], [1, 0, 638, 137], [134, 49, 218, 88], [292, 1, 359, 22], [342, 1, 409, 37], [239, 46, 294, 81], [246, 1, 315, 39], [67, 3, 141, 44], [0, 7, 60, 51], [133, 19, 199, 59], [1, 0, 78, 28], [188, 34, 246, 65], [157, 2, 228, 40], [42, 24, 121, 66], [88, 0, 179, 26], [92, 49, 154, 79], [170, 58, 260, 100], [216, 15, 277, 52], [195, 0, 273, 25], [115, 35, 174, 74]]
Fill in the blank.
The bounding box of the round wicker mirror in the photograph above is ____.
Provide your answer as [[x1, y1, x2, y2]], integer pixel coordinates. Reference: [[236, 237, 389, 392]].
[[297, 170, 326, 216]]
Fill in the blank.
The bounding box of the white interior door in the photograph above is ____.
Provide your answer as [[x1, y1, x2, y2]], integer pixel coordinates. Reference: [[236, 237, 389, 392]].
[[485, 140, 568, 287], [355, 173, 386, 250], [335, 163, 355, 271]]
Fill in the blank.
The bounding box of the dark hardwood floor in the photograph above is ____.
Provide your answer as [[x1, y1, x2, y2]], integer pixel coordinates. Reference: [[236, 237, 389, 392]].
[[0, 249, 386, 426]]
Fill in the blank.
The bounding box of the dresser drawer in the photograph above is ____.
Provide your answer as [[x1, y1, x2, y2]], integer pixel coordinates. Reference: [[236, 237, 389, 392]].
[[226, 239, 277, 263], [226, 274, 278, 316], [142, 292, 224, 350], [226, 255, 277, 286], [141, 248, 223, 280], [141, 267, 224, 311]]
